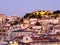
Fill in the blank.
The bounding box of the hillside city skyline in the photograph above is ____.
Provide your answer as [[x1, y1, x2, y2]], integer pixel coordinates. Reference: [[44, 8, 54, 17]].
[[0, 0, 60, 45]]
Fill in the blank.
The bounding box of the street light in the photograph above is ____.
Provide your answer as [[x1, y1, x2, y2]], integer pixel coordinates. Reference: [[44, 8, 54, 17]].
[[9, 41, 18, 45]]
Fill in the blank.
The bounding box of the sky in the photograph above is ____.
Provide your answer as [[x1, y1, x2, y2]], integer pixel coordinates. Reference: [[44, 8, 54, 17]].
[[0, 0, 60, 17]]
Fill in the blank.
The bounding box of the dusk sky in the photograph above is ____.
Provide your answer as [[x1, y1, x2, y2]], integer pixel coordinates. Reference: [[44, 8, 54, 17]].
[[0, 0, 60, 17]]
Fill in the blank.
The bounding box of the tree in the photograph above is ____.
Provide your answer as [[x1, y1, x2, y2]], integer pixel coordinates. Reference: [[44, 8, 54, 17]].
[[20, 13, 32, 22], [6, 19, 9, 21], [53, 10, 60, 14], [11, 21, 19, 26], [35, 22, 42, 26], [23, 13, 32, 18]]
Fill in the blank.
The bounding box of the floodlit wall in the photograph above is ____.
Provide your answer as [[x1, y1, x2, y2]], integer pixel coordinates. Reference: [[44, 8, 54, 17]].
[[30, 42, 60, 45]]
